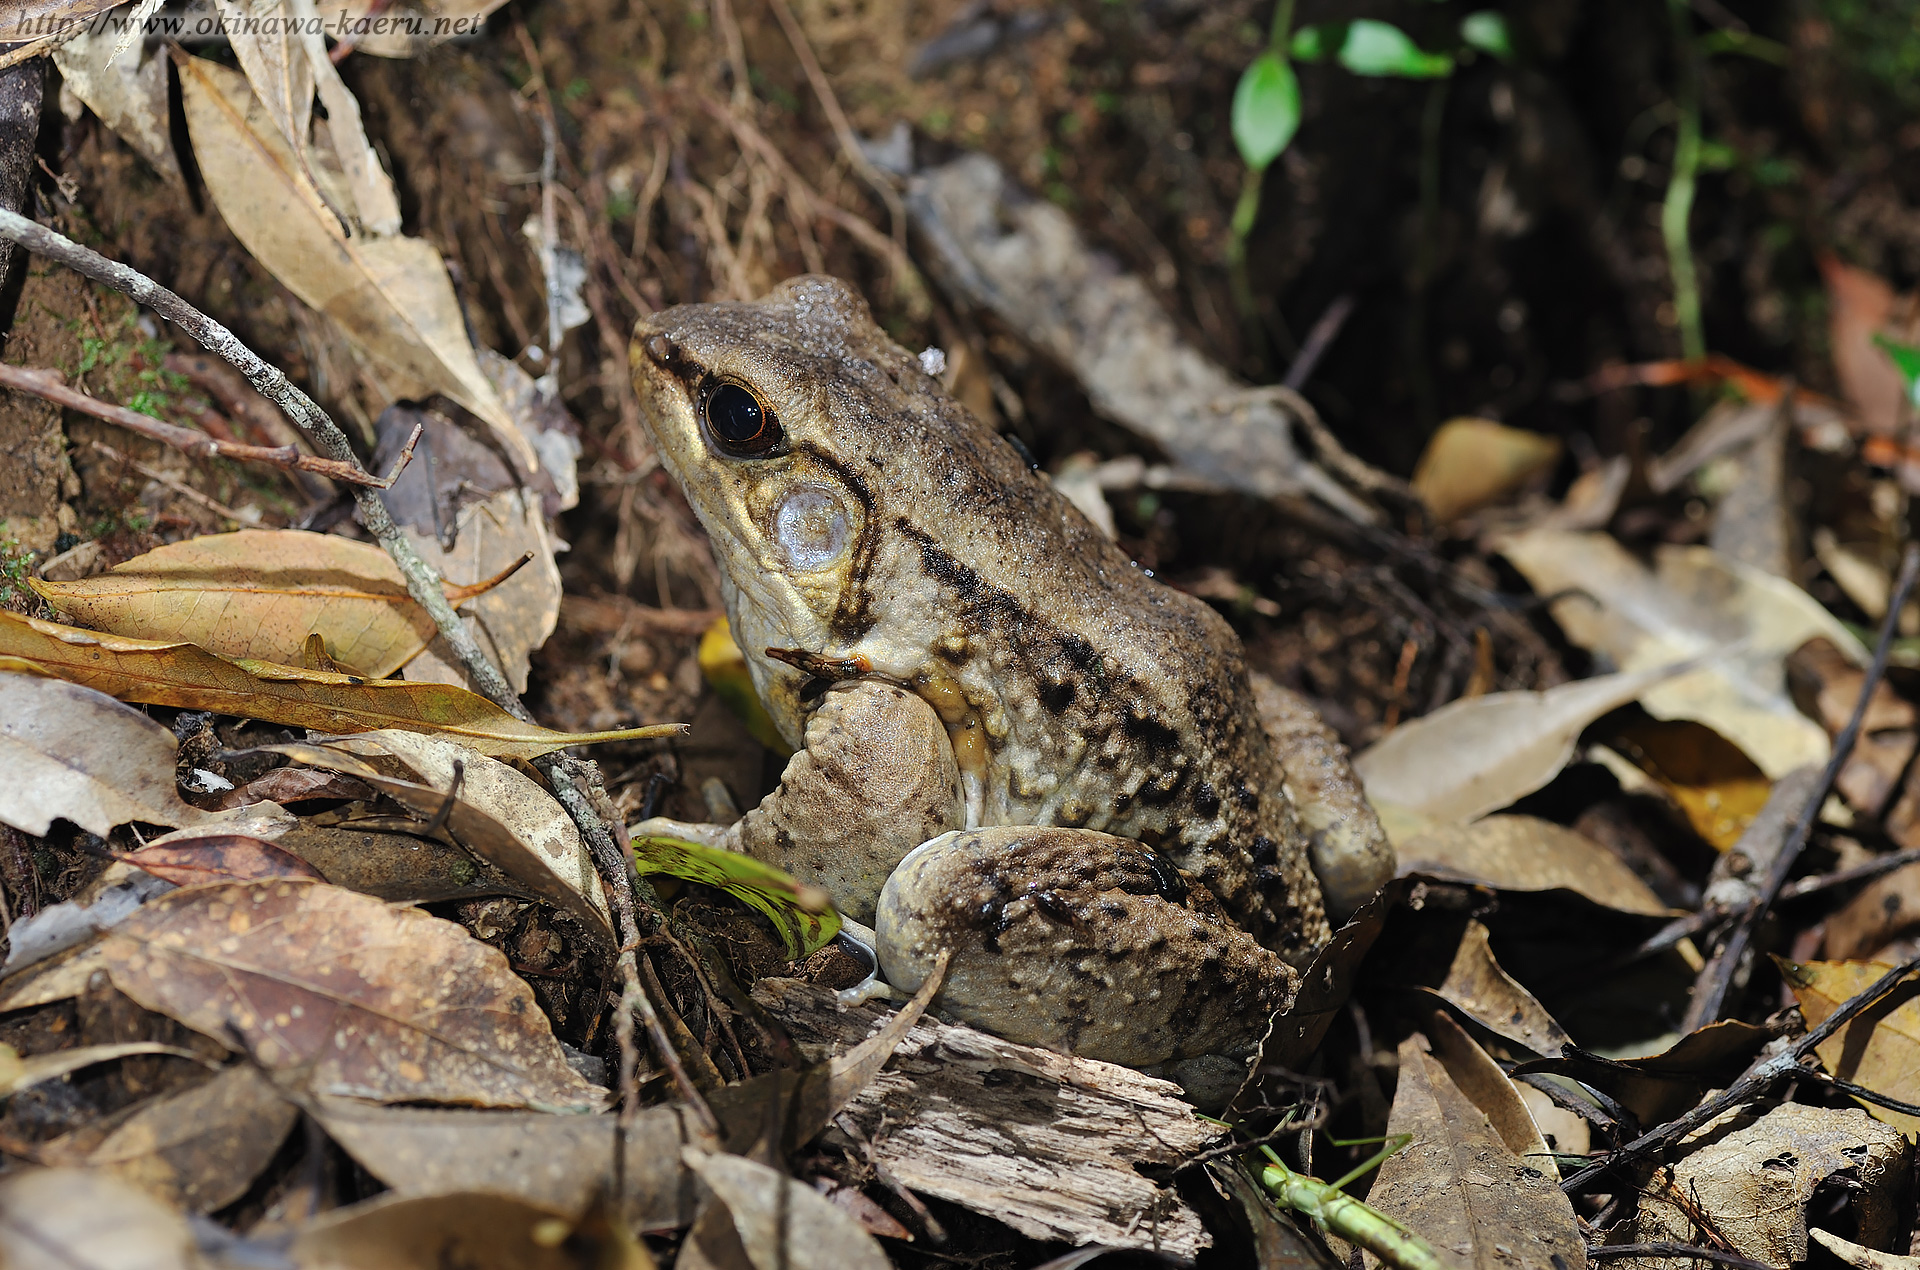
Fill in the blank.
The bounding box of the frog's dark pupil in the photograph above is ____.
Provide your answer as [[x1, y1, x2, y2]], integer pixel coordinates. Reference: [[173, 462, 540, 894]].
[[709, 383, 768, 446]]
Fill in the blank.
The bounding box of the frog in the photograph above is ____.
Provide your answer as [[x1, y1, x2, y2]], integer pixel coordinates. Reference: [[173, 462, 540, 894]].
[[628, 275, 1394, 1080]]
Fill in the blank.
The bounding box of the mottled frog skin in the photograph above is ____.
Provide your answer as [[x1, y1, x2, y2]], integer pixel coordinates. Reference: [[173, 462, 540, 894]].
[[630, 276, 1391, 1074]]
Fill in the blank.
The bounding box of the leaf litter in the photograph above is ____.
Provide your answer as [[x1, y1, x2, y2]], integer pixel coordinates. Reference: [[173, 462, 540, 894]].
[[6, 5, 1920, 1268]]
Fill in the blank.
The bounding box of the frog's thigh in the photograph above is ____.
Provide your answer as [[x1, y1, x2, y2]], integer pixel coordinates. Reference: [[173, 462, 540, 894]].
[[875, 826, 1297, 1070], [1250, 671, 1396, 922], [731, 679, 962, 924]]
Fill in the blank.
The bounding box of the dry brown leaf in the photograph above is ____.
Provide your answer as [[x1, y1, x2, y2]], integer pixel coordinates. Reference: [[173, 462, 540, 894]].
[[1783, 957, 1920, 1135], [1604, 717, 1772, 850], [51, 25, 180, 183], [0, 1167, 203, 1270], [177, 55, 529, 468], [291, 1191, 652, 1270], [313, 1099, 711, 1234], [30, 529, 515, 678], [264, 732, 612, 945], [39, 1062, 297, 1213], [100, 879, 608, 1109], [218, 765, 376, 806], [1813, 1229, 1920, 1270], [1498, 529, 1861, 777], [1409, 417, 1561, 524], [293, 0, 403, 235], [1825, 865, 1920, 960], [1361, 1034, 1583, 1270], [271, 821, 532, 905], [121, 834, 326, 887], [0, 671, 208, 836], [397, 490, 561, 694], [0, 610, 678, 759], [210, 0, 315, 167], [1821, 254, 1920, 435], [0, 1040, 209, 1097], [1398, 815, 1672, 916], [1423, 919, 1570, 1058], [1423, 1011, 1553, 1168], [684, 1150, 893, 1270], [1789, 635, 1918, 821], [1353, 663, 1695, 828]]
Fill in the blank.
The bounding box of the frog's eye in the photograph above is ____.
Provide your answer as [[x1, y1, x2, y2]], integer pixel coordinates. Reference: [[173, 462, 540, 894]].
[[701, 381, 784, 457]]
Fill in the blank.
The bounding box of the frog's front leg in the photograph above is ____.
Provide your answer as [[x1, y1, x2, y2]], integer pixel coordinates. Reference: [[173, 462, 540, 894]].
[[874, 827, 1298, 1072], [633, 679, 964, 923]]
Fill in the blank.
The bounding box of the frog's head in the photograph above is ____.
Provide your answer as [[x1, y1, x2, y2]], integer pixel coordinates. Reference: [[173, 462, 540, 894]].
[[631, 276, 998, 744]]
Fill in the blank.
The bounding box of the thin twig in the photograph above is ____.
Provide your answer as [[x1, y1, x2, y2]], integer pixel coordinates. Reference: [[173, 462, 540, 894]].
[[1689, 542, 1920, 1024], [1284, 293, 1355, 391], [90, 439, 259, 525], [0, 363, 405, 487], [1564, 951, 1920, 1194], [1808, 1070, 1920, 1118], [1780, 844, 1920, 901]]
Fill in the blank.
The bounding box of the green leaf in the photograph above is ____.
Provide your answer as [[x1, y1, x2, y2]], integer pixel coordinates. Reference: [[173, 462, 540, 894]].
[[1460, 11, 1513, 61], [1289, 22, 1339, 63], [1874, 333, 1920, 409], [1232, 51, 1301, 172], [1332, 19, 1455, 78], [631, 834, 842, 958]]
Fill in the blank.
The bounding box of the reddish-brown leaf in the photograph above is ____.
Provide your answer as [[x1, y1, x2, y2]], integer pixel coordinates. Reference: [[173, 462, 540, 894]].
[[120, 834, 326, 887]]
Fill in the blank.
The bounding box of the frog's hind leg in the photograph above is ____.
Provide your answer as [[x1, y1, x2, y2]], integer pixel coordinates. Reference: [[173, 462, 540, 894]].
[[1249, 672, 1396, 922], [874, 826, 1296, 1071]]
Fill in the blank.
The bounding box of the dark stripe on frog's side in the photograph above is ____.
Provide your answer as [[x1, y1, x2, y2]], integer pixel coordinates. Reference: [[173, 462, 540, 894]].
[[789, 442, 882, 641]]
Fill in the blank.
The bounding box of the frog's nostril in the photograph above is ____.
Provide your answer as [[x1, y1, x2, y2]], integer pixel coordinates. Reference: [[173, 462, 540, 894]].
[[644, 334, 676, 364]]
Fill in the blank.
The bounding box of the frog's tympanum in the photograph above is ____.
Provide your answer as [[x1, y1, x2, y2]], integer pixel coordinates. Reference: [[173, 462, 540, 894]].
[[631, 276, 1393, 1085]]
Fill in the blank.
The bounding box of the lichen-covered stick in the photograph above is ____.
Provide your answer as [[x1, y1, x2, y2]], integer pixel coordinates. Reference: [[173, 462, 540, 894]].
[[0, 209, 711, 1125]]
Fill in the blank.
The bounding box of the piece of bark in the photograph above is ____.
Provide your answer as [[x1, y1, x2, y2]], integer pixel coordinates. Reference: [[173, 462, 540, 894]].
[[751, 977, 1217, 1258]]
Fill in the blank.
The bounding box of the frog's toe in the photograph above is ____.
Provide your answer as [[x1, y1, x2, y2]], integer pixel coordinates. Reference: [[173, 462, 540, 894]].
[[874, 826, 1296, 1069]]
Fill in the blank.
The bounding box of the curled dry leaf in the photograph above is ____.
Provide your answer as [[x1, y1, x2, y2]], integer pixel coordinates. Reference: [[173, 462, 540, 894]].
[[30, 529, 518, 678], [683, 1150, 893, 1270], [1782, 957, 1920, 1136], [0, 610, 681, 759], [1361, 1034, 1583, 1270], [1601, 716, 1772, 850], [1409, 417, 1561, 524], [1397, 815, 1672, 917], [176, 55, 529, 469], [0, 670, 207, 836], [313, 1098, 710, 1234], [0, 1167, 202, 1270], [1353, 662, 1697, 828], [1422, 1011, 1552, 1167], [266, 731, 612, 944], [1420, 918, 1570, 1058], [39, 1062, 297, 1213], [271, 821, 534, 906], [0, 1040, 210, 1098], [210, 0, 315, 166], [100, 879, 608, 1110], [1498, 528, 1862, 777]]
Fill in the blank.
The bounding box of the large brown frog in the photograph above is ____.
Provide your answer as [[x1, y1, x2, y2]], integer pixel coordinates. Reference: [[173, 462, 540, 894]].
[[630, 276, 1392, 1080]]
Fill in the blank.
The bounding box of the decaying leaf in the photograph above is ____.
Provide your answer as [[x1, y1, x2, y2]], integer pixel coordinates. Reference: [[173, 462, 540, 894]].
[[0, 1040, 210, 1099], [271, 821, 533, 905], [264, 732, 612, 944], [30, 529, 517, 678], [1421, 919, 1570, 1058], [1422, 1011, 1552, 1167], [1814, 1229, 1920, 1270], [291, 1191, 647, 1270], [51, 24, 181, 183], [0, 1167, 202, 1270], [1783, 957, 1920, 1135], [1498, 529, 1862, 777], [0, 610, 679, 759], [0, 671, 207, 836], [1353, 662, 1697, 828], [120, 834, 327, 886], [210, 0, 315, 167], [100, 879, 609, 1109], [397, 489, 561, 695], [632, 834, 838, 958], [1821, 254, 1920, 436], [684, 1150, 892, 1270], [1513, 1018, 1776, 1128], [39, 1062, 298, 1213], [1397, 815, 1672, 917], [1362, 1034, 1584, 1270], [1602, 716, 1772, 850], [1409, 417, 1561, 524], [1632, 1101, 1906, 1267], [177, 56, 529, 467], [314, 1099, 710, 1233]]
